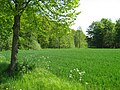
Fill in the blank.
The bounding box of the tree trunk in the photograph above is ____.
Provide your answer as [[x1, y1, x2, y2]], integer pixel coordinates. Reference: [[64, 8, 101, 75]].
[[8, 15, 20, 74], [0, 32, 2, 51], [0, 41, 2, 51]]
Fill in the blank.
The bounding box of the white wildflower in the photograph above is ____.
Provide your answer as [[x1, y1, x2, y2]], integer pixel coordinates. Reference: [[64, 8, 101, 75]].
[[70, 70, 72, 73], [69, 74, 72, 78], [82, 71, 85, 74], [79, 78, 82, 81], [79, 72, 82, 75], [76, 68, 79, 72]]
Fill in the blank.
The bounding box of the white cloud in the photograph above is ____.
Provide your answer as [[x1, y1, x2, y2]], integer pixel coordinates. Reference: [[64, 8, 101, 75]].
[[71, 0, 120, 34]]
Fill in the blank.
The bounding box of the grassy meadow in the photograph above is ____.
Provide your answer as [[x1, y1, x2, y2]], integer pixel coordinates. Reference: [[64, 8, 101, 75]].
[[0, 49, 120, 90]]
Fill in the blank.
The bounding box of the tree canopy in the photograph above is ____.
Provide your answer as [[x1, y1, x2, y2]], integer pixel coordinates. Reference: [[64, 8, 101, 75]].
[[87, 18, 117, 48]]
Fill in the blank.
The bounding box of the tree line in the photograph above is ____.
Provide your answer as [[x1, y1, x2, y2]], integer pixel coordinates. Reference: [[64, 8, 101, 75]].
[[87, 18, 120, 48], [0, 8, 87, 51]]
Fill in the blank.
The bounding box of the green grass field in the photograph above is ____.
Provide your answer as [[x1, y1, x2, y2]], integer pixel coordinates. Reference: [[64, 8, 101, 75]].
[[0, 49, 120, 90]]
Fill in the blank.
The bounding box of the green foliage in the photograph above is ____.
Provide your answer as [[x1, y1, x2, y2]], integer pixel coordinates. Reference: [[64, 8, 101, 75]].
[[74, 28, 88, 48], [31, 40, 41, 50], [115, 18, 120, 48], [60, 30, 75, 48], [0, 11, 13, 51], [0, 0, 82, 50], [87, 18, 115, 48], [20, 11, 77, 49]]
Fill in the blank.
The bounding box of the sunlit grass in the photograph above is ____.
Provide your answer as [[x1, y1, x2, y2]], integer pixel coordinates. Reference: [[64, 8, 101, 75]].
[[0, 68, 82, 90], [0, 48, 120, 90]]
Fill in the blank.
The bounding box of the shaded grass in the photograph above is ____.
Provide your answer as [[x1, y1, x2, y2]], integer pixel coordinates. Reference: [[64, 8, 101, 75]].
[[0, 54, 9, 74], [0, 62, 9, 74]]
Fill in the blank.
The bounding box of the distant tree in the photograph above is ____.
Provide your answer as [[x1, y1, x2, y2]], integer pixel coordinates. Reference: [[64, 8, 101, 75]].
[[101, 19, 115, 48], [60, 28, 75, 48], [87, 18, 115, 48], [87, 21, 104, 48], [74, 27, 81, 48], [48, 22, 74, 48], [19, 12, 74, 49], [79, 30, 88, 48], [74, 27, 87, 48], [115, 18, 120, 48], [0, 0, 80, 74]]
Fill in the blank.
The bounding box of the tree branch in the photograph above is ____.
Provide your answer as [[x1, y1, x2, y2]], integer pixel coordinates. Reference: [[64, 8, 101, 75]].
[[38, 3, 54, 20], [20, 0, 32, 14], [8, 1, 14, 11]]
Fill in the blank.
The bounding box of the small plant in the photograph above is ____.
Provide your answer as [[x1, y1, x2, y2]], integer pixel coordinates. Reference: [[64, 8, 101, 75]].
[[16, 62, 35, 74], [13, 56, 36, 75], [69, 68, 85, 83], [0, 54, 6, 61]]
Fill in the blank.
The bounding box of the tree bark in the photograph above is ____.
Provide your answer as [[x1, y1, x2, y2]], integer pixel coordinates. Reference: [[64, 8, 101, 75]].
[[0, 31, 2, 51], [8, 15, 20, 74]]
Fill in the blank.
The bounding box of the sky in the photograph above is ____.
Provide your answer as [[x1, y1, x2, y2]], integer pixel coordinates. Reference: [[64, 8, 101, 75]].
[[71, 0, 120, 34]]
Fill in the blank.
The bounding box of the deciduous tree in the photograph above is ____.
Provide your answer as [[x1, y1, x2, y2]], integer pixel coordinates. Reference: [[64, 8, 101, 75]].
[[87, 18, 115, 48], [0, 0, 80, 74], [115, 18, 120, 48]]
